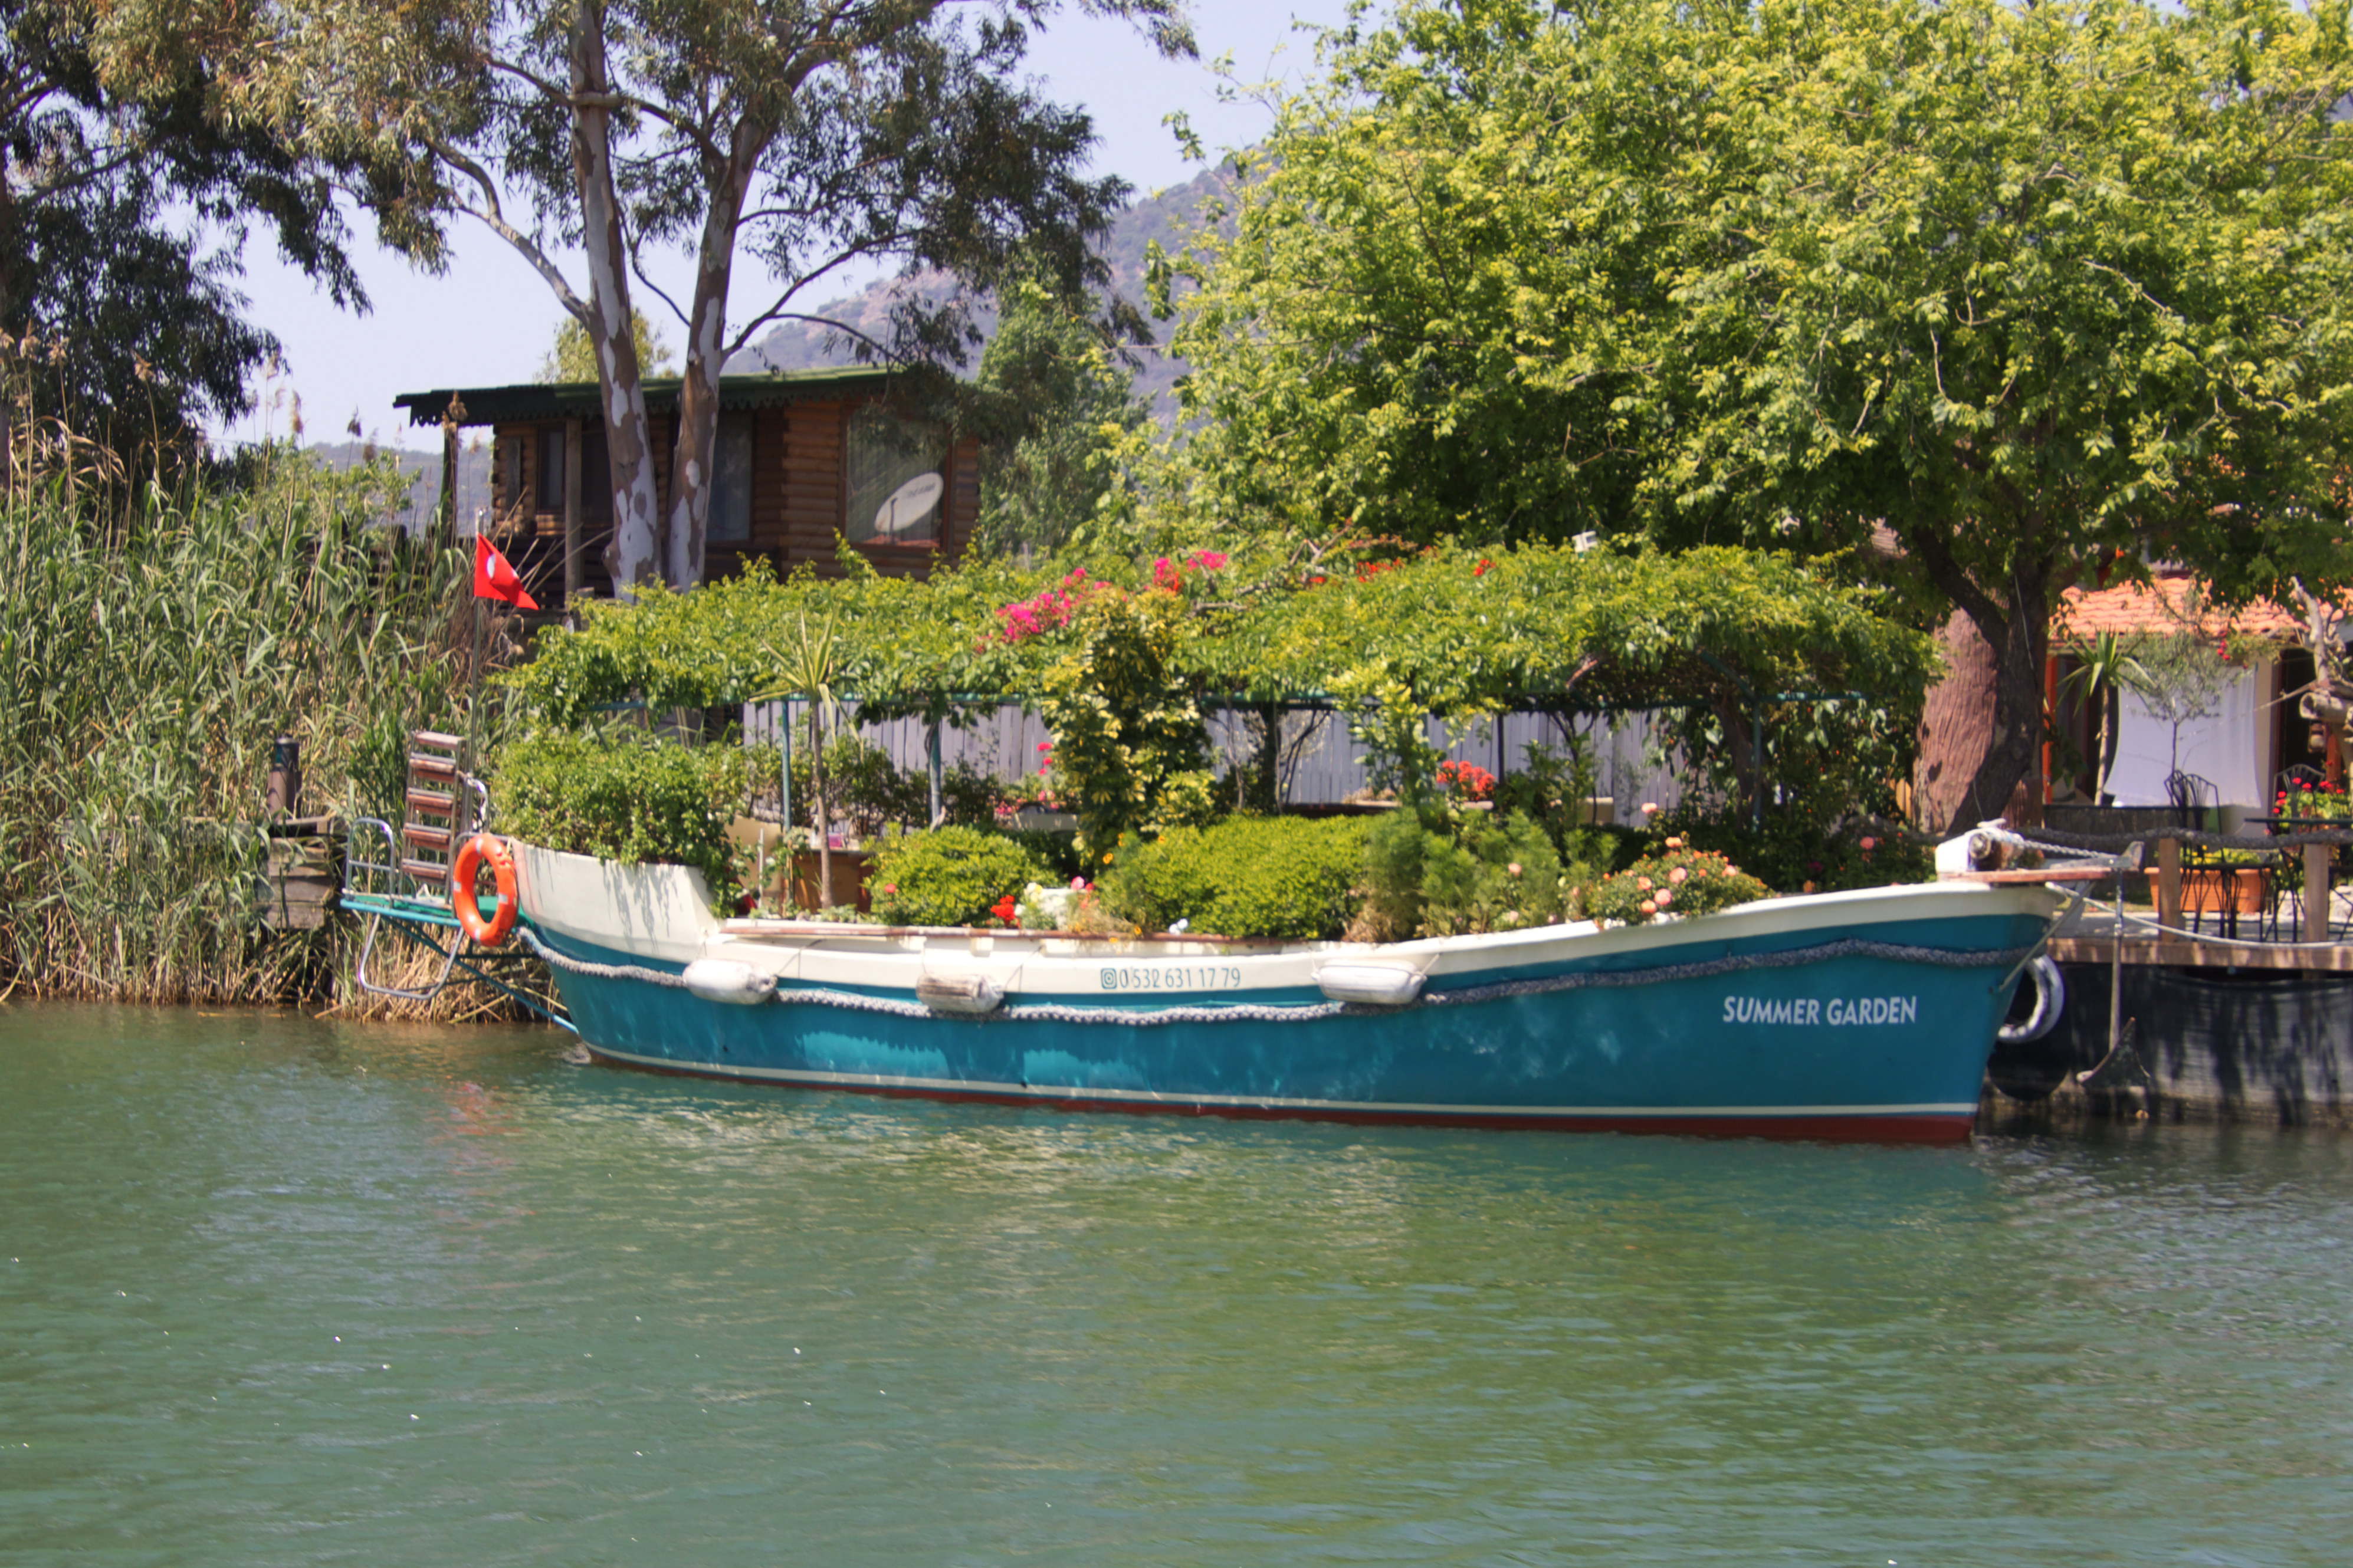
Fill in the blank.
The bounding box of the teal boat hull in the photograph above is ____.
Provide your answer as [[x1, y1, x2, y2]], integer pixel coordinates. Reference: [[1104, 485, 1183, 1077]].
[[512, 846, 2058, 1145]]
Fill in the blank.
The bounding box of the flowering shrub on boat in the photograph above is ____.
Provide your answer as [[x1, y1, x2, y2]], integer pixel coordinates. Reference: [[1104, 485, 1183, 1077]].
[[1435, 759, 1496, 803], [868, 826, 1054, 928], [1581, 845, 1767, 926]]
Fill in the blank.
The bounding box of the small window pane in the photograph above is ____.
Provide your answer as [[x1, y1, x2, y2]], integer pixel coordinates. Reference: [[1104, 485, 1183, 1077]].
[[710, 418, 753, 545], [846, 412, 943, 545], [536, 425, 566, 514]]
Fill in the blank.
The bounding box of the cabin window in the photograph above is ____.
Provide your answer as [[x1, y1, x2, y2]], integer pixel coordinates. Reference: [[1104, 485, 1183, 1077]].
[[709, 416, 753, 545], [844, 410, 944, 547], [536, 425, 566, 515], [580, 423, 612, 527], [496, 435, 524, 520]]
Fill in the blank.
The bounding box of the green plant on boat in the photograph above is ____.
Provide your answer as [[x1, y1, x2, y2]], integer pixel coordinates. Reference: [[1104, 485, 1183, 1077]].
[[868, 826, 1054, 928], [1097, 816, 1371, 940], [488, 730, 747, 900], [1356, 800, 1571, 941]]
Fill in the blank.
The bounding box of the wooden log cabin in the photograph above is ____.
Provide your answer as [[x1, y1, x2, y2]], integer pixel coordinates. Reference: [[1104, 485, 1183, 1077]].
[[393, 367, 983, 607]]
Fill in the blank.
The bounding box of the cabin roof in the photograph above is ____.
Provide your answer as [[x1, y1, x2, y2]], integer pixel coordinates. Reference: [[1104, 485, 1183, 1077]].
[[393, 366, 898, 428], [2055, 574, 2316, 642]]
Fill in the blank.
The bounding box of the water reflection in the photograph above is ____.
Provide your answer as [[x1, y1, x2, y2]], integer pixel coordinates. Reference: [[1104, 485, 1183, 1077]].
[[4, 1002, 2351, 1568]]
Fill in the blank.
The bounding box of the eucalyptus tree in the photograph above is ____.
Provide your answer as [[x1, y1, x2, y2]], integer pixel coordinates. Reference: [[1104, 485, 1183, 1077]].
[[1167, 0, 2353, 829], [219, 0, 1191, 598]]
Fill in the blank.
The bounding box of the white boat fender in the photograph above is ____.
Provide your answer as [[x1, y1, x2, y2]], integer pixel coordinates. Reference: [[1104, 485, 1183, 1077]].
[[1997, 955, 2065, 1044], [917, 973, 1005, 1015], [681, 958, 779, 1005], [1315, 962, 1427, 1008]]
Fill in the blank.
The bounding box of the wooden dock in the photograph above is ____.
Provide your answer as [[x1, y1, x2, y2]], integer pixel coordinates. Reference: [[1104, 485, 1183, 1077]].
[[2047, 935, 2353, 972]]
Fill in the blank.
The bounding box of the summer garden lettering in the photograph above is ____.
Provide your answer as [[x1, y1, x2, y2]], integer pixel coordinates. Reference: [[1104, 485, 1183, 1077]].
[[1721, 995, 1919, 1027]]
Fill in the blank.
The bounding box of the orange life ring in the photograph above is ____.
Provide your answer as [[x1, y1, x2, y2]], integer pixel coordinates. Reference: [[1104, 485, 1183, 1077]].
[[451, 834, 518, 946]]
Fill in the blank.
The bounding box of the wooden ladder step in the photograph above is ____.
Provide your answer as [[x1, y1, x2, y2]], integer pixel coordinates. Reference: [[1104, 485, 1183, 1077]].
[[412, 731, 464, 750], [405, 787, 457, 816], [400, 857, 452, 886], [402, 824, 452, 853], [407, 752, 460, 781]]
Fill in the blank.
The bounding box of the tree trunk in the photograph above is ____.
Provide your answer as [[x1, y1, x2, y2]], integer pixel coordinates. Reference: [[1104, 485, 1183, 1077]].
[[569, 0, 660, 597], [1914, 577, 2052, 834], [664, 126, 764, 590]]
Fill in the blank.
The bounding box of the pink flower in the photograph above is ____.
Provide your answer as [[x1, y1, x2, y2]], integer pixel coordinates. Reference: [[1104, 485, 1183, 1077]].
[[1665, 836, 1683, 850], [1639, 899, 1658, 916], [1070, 877, 1089, 891], [881, 883, 897, 894], [1636, 876, 1653, 891], [1859, 836, 1877, 852], [1507, 862, 1522, 877], [1640, 802, 1660, 816], [1669, 867, 1688, 884], [1152, 557, 1182, 592], [1655, 889, 1673, 907], [1187, 550, 1229, 571]]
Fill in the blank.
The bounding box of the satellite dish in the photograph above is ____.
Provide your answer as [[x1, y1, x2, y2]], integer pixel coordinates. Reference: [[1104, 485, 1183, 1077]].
[[873, 472, 944, 540]]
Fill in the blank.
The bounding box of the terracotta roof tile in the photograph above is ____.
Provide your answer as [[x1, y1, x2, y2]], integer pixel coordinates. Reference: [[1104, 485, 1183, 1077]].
[[2055, 577, 2312, 640]]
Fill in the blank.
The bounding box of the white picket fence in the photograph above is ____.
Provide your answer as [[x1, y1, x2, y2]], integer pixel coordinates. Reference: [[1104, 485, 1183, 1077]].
[[744, 700, 1687, 824]]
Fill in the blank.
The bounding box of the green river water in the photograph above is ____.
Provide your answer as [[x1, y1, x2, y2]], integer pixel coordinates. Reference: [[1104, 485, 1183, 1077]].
[[3, 1001, 2349, 1566]]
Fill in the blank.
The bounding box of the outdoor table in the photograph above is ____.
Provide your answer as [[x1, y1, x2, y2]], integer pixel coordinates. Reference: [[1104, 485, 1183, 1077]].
[[2245, 817, 2353, 941]]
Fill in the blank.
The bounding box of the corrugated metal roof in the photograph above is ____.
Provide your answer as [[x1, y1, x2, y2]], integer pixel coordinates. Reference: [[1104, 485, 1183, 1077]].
[[392, 366, 899, 428]]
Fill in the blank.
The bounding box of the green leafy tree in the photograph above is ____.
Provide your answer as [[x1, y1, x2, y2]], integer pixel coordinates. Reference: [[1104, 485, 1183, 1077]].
[[539, 307, 673, 383], [1167, 0, 2353, 829], [972, 276, 1150, 558], [5, 0, 365, 442], [225, 0, 1191, 597]]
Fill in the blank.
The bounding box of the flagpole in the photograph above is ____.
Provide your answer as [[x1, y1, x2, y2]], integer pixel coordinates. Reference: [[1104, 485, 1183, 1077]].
[[464, 534, 537, 809], [466, 532, 486, 804]]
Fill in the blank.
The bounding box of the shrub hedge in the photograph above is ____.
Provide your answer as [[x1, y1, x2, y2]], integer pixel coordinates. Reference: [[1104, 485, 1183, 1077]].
[[1100, 816, 1371, 940], [869, 827, 1054, 927], [491, 731, 746, 895]]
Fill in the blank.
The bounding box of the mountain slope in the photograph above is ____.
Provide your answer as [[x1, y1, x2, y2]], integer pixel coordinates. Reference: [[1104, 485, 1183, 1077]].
[[737, 165, 1233, 419]]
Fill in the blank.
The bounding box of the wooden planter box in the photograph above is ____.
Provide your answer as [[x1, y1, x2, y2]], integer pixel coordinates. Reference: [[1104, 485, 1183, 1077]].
[[786, 848, 872, 913], [2148, 866, 2267, 915]]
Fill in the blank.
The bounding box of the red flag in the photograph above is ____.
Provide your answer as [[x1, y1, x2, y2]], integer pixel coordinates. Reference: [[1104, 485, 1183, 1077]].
[[472, 534, 540, 610]]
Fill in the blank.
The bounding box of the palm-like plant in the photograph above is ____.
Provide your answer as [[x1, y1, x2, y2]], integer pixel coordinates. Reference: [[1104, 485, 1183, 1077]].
[[756, 611, 849, 907], [2060, 632, 2147, 804]]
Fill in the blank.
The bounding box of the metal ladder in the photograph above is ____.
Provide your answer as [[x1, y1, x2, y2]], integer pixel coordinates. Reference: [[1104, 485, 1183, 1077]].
[[399, 731, 471, 890], [349, 730, 488, 1000]]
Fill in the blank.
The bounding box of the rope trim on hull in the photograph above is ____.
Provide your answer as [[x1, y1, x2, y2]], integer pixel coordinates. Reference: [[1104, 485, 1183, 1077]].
[[519, 926, 2033, 1027]]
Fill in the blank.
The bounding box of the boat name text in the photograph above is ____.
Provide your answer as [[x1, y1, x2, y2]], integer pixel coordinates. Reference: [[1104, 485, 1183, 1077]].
[[1722, 995, 1918, 1027]]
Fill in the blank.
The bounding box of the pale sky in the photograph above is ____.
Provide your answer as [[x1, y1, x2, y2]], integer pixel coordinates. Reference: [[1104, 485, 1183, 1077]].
[[224, 0, 1363, 454]]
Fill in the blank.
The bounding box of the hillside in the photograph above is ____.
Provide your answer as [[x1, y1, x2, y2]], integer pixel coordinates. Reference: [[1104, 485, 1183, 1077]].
[[736, 164, 1235, 420], [302, 439, 494, 534]]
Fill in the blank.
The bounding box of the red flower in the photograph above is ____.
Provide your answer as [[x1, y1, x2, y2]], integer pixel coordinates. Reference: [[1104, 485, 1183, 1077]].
[[1474, 559, 1492, 577], [991, 895, 1019, 926]]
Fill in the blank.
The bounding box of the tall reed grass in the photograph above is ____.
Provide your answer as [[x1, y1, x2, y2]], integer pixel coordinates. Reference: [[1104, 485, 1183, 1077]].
[[0, 439, 498, 1005]]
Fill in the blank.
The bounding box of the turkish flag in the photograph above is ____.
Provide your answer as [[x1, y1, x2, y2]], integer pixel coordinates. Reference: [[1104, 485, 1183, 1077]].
[[472, 534, 540, 610]]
